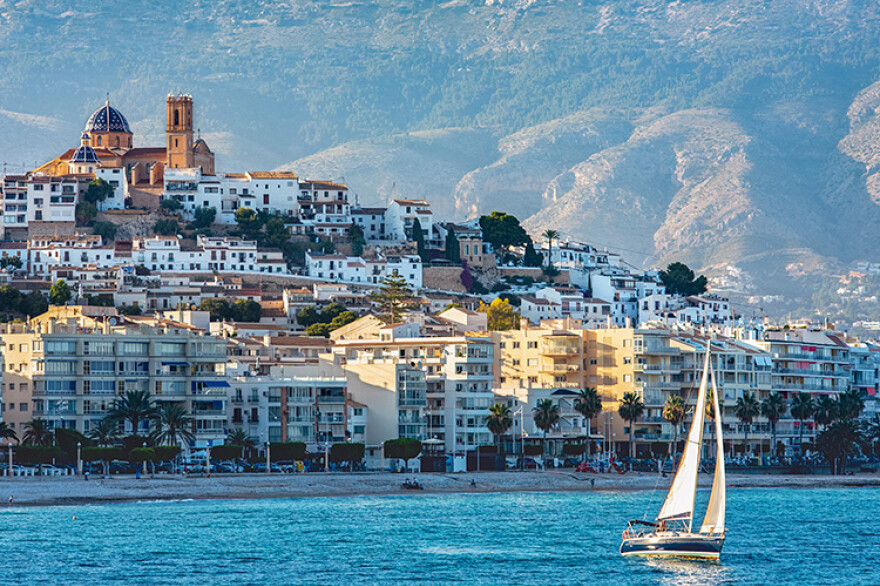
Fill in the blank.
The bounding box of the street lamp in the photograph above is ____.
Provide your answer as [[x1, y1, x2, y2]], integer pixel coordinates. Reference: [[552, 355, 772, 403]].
[[142, 441, 148, 477], [7, 443, 12, 477], [264, 442, 270, 474], [76, 442, 82, 476]]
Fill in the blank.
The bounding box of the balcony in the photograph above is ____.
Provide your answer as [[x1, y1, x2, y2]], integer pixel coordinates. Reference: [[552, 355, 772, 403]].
[[772, 367, 849, 378], [539, 363, 580, 374], [540, 342, 580, 357], [636, 345, 679, 356]]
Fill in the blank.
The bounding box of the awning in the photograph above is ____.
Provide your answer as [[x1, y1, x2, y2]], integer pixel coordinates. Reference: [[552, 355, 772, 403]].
[[202, 380, 230, 388], [162, 361, 189, 366]]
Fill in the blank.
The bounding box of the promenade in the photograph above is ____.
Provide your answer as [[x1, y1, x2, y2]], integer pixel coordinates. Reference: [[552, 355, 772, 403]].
[[2, 471, 878, 507]]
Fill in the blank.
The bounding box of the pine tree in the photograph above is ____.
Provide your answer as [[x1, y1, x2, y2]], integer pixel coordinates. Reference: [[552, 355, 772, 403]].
[[445, 226, 461, 263], [370, 272, 414, 323], [412, 217, 428, 262]]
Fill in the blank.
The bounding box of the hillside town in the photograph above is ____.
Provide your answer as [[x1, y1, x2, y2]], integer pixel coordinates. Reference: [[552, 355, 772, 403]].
[[0, 96, 877, 474]]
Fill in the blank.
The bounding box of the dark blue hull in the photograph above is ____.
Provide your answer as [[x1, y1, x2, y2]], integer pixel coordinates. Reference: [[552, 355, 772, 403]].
[[620, 534, 725, 559]]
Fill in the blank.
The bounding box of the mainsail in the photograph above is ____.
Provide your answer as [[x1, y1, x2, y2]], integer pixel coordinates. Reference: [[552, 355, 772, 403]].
[[700, 361, 726, 534], [656, 350, 710, 528]]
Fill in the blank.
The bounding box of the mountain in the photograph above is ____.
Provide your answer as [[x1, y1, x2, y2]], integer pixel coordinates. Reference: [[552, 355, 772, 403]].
[[3, 0, 880, 320]]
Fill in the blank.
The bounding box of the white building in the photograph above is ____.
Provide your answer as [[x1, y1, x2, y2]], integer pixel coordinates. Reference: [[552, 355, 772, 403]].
[[384, 199, 433, 243], [306, 252, 423, 288]]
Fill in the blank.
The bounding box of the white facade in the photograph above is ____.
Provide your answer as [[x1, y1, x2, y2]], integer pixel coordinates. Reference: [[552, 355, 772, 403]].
[[306, 253, 423, 288], [385, 199, 433, 243]]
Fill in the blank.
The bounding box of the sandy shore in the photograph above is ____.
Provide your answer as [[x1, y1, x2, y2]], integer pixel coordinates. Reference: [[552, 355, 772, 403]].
[[1, 471, 878, 507]]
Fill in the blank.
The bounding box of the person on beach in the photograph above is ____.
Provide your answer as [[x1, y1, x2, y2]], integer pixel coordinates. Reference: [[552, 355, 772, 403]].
[[8, 495, 12, 506]]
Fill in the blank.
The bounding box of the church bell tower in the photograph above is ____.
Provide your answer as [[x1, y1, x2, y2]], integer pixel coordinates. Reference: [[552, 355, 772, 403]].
[[166, 94, 194, 169]]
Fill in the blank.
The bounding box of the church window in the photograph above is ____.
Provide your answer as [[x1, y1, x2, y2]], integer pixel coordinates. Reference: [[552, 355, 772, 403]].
[[97, 136, 102, 146], [175, 138, 179, 148], [114, 136, 119, 147], [174, 110, 180, 126]]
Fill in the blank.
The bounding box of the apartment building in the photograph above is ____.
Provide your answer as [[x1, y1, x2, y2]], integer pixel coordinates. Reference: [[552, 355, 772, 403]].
[[519, 287, 612, 327], [492, 326, 586, 391], [330, 333, 494, 456], [0, 306, 229, 446], [305, 252, 423, 288]]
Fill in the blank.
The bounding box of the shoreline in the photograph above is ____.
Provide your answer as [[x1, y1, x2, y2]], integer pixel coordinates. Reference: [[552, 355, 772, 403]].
[[1, 471, 878, 508]]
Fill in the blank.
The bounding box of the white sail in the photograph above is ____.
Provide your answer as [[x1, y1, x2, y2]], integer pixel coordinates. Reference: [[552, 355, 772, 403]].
[[656, 350, 710, 527], [700, 361, 726, 534]]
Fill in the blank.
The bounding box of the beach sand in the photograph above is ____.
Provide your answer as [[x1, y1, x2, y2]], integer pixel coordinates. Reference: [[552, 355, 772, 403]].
[[1, 471, 878, 507]]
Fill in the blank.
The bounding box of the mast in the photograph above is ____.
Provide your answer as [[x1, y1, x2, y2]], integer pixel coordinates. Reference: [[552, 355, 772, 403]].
[[656, 349, 710, 531], [700, 359, 727, 534]]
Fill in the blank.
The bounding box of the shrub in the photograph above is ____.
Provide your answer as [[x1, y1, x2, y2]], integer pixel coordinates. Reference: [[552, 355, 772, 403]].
[[383, 438, 422, 462], [211, 445, 243, 461], [128, 447, 156, 463], [153, 219, 179, 236], [153, 446, 182, 461], [16, 446, 62, 464], [524, 445, 543, 456], [329, 443, 365, 464], [269, 442, 306, 461], [562, 444, 586, 456], [82, 446, 123, 462]]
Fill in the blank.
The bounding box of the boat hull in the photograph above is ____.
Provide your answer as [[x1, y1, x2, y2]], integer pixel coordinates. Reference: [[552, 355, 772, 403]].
[[620, 534, 725, 560]]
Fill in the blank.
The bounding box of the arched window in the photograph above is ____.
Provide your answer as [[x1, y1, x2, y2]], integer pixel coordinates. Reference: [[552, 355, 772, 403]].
[[114, 136, 119, 147], [97, 136, 102, 146], [174, 110, 180, 126]]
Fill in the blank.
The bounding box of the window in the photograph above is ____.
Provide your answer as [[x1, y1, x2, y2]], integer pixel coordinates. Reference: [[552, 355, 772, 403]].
[[19, 403, 27, 411], [527, 341, 537, 349], [512, 342, 520, 349], [623, 375, 631, 382]]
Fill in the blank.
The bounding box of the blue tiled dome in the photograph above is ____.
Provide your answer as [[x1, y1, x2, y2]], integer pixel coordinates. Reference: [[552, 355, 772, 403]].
[[85, 101, 131, 133], [70, 145, 99, 164]]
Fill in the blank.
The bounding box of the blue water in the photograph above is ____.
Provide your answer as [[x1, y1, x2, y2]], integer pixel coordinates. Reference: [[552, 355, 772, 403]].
[[2, 487, 877, 585]]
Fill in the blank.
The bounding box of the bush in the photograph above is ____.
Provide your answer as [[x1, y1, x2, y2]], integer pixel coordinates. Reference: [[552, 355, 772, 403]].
[[562, 444, 586, 456], [153, 445, 182, 461], [128, 447, 156, 463], [160, 198, 183, 213], [269, 442, 306, 461], [211, 445, 243, 461], [523, 445, 543, 456], [329, 443, 365, 464], [383, 438, 422, 462], [82, 446, 123, 463], [92, 221, 117, 242], [117, 304, 142, 316], [153, 219, 179, 236], [16, 446, 61, 464]]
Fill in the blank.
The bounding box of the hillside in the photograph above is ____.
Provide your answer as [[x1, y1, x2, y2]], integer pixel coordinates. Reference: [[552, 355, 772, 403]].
[[3, 0, 880, 320]]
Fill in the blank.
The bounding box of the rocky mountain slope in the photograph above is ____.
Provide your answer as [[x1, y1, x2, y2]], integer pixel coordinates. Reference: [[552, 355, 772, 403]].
[[3, 0, 880, 319]]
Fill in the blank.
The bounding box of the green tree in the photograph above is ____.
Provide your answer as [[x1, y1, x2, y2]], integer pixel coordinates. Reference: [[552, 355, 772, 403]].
[[328, 311, 358, 331], [75, 201, 97, 225], [817, 419, 862, 475], [734, 391, 760, 457], [444, 225, 460, 263], [479, 211, 530, 251], [350, 224, 366, 257], [89, 418, 119, 447], [211, 445, 243, 461], [49, 279, 72, 306], [192, 206, 217, 229], [532, 399, 560, 460], [411, 217, 428, 262], [20, 291, 48, 316], [230, 299, 262, 322], [618, 392, 645, 460], [306, 322, 331, 337], [0, 283, 22, 314], [263, 214, 290, 248], [790, 393, 816, 457], [542, 229, 559, 268], [523, 241, 542, 267], [234, 207, 262, 240], [153, 218, 179, 236], [761, 392, 787, 459], [485, 403, 513, 448], [573, 387, 602, 458], [83, 178, 113, 204], [160, 198, 182, 213], [150, 403, 195, 447], [226, 428, 257, 459], [658, 262, 709, 296], [662, 394, 686, 464], [198, 298, 232, 322], [370, 272, 414, 323], [117, 304, 142, 316], [320, 302, 348, 322], [814, 395, 839, 431], [0, 255, 23, 270], [0, 421, 19, 444], [296, 306, 321, 327], [108, 390, 157, 438], [91, 221, 117, 242], [22, 419, 54, 446], [838, 388, 865, 420], [383, 438, 422, 470], [477, 297, 518, 330]]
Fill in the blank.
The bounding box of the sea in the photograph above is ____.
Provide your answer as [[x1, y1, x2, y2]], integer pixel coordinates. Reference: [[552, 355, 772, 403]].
[[1, 487, 877, 585]]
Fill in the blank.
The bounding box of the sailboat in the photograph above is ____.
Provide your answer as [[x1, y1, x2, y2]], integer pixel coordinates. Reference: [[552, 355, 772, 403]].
[[620, 348, 726, 559]]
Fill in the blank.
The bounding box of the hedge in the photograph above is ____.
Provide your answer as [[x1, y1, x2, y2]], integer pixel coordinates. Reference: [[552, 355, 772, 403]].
[[523, 445, 543, 456], [269, 442, 306, 461], [329, 443, 365, 464], [81, 447, 123, 462], [16, 446, 61, 464], [128, 447, 155, 463], [384, 438, 422, 461], [562, 444, 586, 456], [153, 445, 182, 461], [211, 445, 243, 461]]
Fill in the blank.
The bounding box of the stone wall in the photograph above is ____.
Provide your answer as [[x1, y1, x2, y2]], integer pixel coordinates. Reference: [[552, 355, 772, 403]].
[[96, 210, 163, 241], [423, 266, 467, 293]]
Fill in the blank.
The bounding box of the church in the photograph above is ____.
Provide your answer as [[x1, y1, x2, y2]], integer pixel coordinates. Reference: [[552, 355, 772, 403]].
[[33, 94, 215, 207]]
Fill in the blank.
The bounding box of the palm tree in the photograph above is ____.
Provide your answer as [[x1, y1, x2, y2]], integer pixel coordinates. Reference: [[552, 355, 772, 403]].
[[89, 418, 120, 447], [618, 392, 645, 462], [542, 229, 559, 268], [814, 395, 838, 431], [108, 390, 157, 438], [485, 403, 513, 449], [151, 403, 195, 447], [573, 387, 602, 458], [734, 391, 760, 458], [662, 395, 686, 466], [226, 428, 257, 458], [790, 392, 816, 458], [22, 418, 54, 446], [761, 392, 787, 460], [0, 421, 18, 445], [532, 399, 560, 462], [705, 387, 722, 460], [838, 388, 865, 420]]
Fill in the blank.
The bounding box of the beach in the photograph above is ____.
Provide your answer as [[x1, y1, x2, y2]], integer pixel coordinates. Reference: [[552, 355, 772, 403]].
[[1, 471, 878, 507]]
